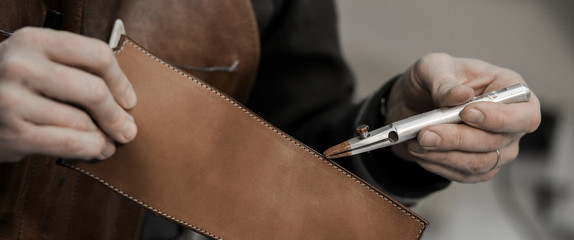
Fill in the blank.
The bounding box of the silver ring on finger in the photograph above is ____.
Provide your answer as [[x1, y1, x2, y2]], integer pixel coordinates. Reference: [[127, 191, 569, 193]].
[[489, 149, 502, 171]]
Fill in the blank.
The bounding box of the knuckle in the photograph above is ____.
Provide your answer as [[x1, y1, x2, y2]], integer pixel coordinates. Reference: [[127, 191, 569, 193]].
[[452, 128, 465, 149], [497, 68, 524, 82], [432, 151, 452, 164], [86, 79, 111, 104], [102, 106, 124, 129], [0, 123, 31, 151], [69, 114, 95, 130], [90, 42, 115, 69], [422, 52, 452, 63], [467, 155, 489, 174], [0, 126, 18, 143], [56, 134, 80, 154], [82, 140, 106, 159], [0, 56, 33, 79], [11, 27, 46, 46], [0, 87, 24, 111], [493, 113, 507, 131]]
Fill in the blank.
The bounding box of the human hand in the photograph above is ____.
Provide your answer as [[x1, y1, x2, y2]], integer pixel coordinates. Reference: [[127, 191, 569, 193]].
[[0, 27, 137, 163], [386, 53, 541, 183]]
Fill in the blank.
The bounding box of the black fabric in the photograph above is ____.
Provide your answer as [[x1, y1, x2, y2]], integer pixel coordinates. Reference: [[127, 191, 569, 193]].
[[248, 0, 450, 200], [248, 0, 358, 153]]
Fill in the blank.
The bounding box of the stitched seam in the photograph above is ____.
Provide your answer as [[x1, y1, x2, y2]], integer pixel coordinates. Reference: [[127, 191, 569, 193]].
[[114, 39, 426, 239], [59, 162, 222, 240]]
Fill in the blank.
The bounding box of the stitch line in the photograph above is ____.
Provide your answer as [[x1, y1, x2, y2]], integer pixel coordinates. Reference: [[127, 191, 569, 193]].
[[60, 162, 222, 240], [113, 38, 426, 239]]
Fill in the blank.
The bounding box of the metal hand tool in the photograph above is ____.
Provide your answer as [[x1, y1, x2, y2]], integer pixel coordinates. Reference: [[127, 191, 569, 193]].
[[324, 83, 531, 159]]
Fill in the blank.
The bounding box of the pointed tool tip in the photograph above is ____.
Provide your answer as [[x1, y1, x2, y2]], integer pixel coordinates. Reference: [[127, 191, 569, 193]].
[[323, 142, 351, 159]]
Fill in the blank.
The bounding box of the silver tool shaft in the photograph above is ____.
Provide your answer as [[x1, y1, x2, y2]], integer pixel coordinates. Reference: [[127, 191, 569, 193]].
[[386, 83, 530, 145]]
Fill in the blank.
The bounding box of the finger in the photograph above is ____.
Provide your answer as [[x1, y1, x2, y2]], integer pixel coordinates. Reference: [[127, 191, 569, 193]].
[[461, 97, 541, 133], [21, 92, 98, 131], [415, 158, 500, 183], [408, 141, 519, 175], [18, 125, 116, 160], [477, 67, 527, 94], [46, 31, 137, 109], [13, 27, 137, 109], [413, 53, 475, 107], [31, 61, 137, 143], [416, 123, 518, 152]]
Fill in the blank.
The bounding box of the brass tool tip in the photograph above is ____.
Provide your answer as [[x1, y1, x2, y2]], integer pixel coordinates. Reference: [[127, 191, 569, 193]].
[[323, 141, 351, 159]]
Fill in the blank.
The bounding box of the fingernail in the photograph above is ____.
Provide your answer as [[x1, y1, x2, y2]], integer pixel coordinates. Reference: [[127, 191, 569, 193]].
[[99, 138, 116, 160], [445, 84, 460, 96], [420, 131, 441, 148], [122, 118, 137, 141], [465, 108, 484, 124], [408, 142, 427, 154], [125, 86, 137, 109]]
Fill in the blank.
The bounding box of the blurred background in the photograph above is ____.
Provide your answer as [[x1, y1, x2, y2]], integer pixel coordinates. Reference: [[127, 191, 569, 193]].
[[334, 0, 573, 239]]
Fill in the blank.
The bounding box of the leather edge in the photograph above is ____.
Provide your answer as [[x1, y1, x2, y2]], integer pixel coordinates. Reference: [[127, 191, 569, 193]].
[[65, 36, 428, 239], [112, 35, 431, 236]]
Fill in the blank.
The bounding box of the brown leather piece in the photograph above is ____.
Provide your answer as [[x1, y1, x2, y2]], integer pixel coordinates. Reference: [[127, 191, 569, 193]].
[[62, 37, 428, 240]]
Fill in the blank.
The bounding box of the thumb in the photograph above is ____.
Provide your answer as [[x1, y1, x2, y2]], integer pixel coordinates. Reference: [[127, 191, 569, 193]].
[[415, 53, 474, 107], [432, 79, 474, 107]]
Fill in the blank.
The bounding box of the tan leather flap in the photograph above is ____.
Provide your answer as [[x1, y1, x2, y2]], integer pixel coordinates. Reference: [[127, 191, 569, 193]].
[[62, 37, 428, 240]]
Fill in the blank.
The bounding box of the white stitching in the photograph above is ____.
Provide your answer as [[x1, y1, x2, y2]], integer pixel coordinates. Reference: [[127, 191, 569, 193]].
[[60, 163, 222, 240], [100, 38, 426, 239], [119, 38, 426, 239]]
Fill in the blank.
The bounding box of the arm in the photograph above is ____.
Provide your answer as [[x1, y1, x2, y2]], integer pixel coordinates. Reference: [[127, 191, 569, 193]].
[[247, 0, 452, 204], [248, 0, 541, 205]]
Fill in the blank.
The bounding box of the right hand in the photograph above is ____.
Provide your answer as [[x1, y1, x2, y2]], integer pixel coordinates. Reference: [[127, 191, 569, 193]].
[[0, 27, 137, 163]]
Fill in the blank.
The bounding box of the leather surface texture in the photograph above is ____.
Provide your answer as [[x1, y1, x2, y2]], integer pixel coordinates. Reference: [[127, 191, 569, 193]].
[[61, 36, 428, 240]]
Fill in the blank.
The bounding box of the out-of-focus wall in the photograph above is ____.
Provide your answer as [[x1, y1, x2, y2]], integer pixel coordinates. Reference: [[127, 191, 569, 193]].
[[336, 0, 573, 112], [335, 1, 574, 239]]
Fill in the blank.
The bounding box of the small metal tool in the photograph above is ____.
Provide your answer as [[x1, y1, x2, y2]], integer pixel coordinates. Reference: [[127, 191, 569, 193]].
[[323, 83, 531, 159]]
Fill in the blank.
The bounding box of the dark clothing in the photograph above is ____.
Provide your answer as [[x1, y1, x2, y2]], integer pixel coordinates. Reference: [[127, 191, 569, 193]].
[[247, 0, 449, 202]]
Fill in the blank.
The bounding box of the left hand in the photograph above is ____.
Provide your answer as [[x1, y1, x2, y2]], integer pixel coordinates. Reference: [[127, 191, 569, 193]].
[[386, 53, 541, 183]]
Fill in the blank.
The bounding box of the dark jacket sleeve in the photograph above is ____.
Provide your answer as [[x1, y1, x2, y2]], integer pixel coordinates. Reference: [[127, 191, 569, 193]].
[[247, 0, 449, 205]]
